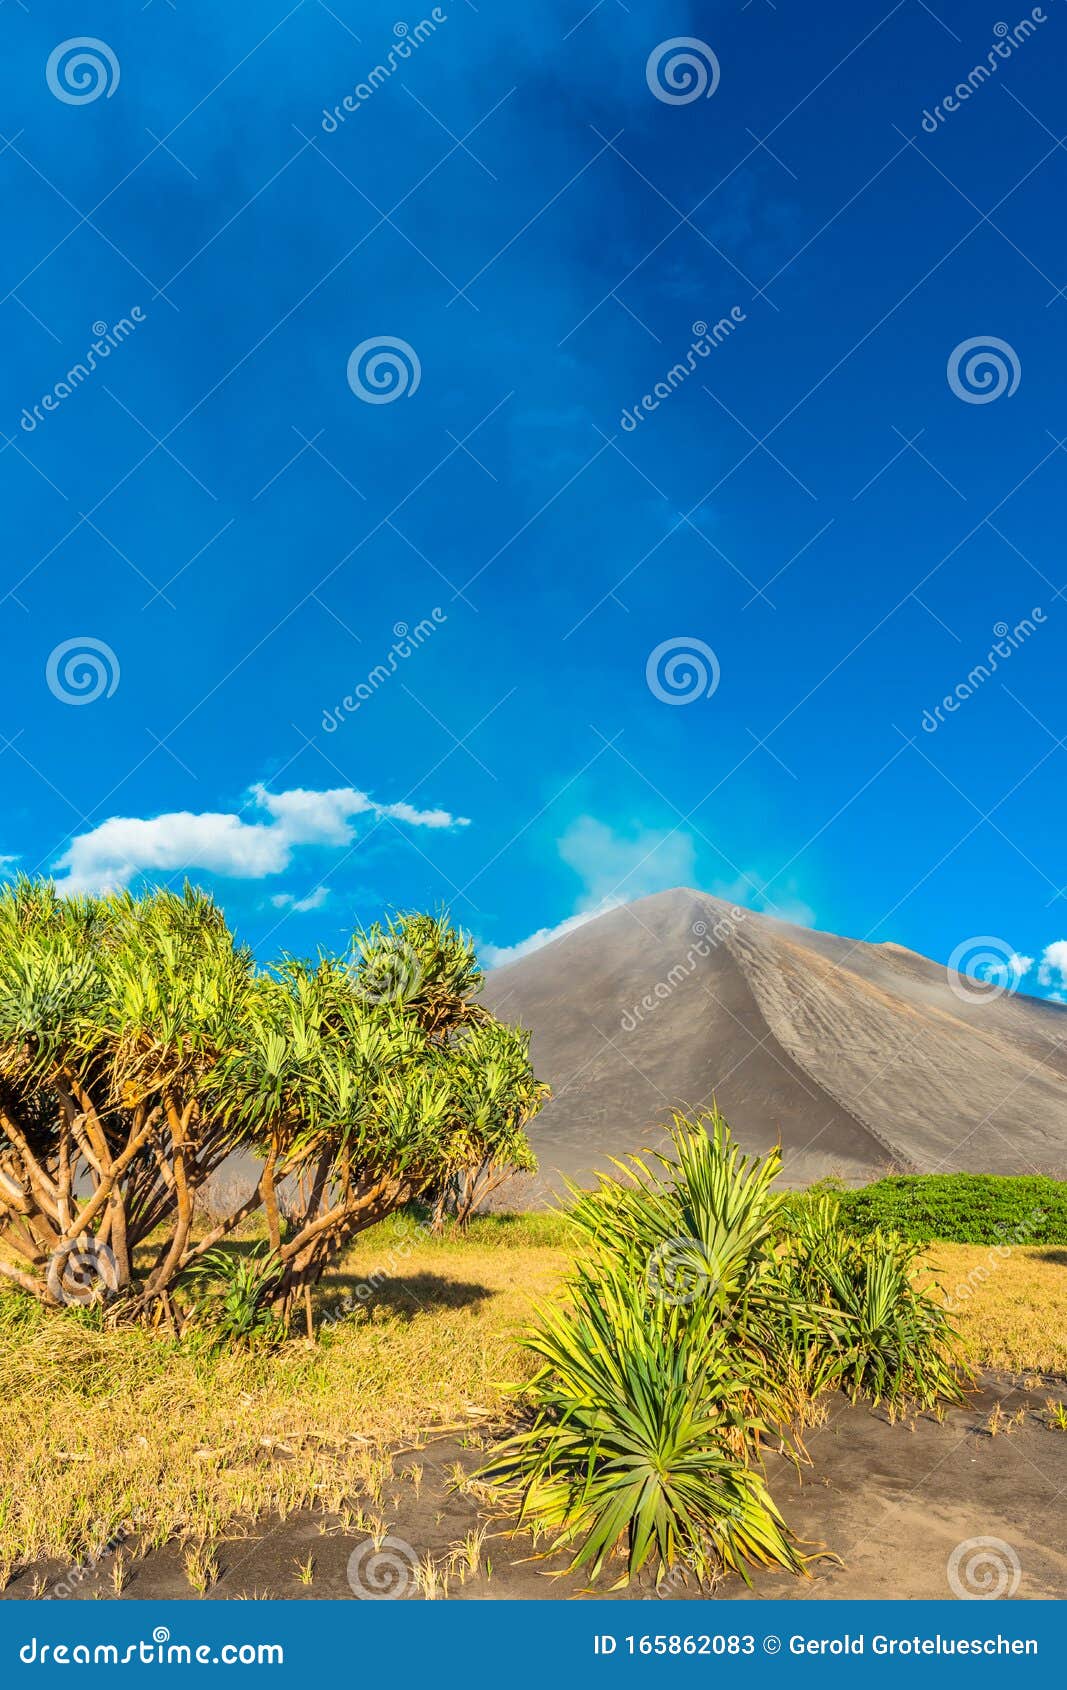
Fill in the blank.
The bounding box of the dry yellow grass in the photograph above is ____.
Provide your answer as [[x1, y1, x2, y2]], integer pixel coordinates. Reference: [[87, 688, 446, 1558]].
[[925, 1242, 1067, 1375], [0, 1219, 1061, 1582], [0, 1215, 570, 1581]]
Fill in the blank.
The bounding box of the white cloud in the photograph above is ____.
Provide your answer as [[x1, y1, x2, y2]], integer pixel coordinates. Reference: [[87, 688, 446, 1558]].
[[270, 885, 331, 914], [987, 951, 1034, 984], [480, 903, 619, 969], [1038, 940, 1067, 989], [480, 818, 695, 967], [478, 817, 820, 971], [558, 816, 698, 910], [53, 783, 469, 895]]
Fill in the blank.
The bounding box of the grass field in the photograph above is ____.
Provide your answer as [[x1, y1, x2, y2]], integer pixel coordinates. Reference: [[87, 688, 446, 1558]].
[[0, 1214, 1064, 1586]]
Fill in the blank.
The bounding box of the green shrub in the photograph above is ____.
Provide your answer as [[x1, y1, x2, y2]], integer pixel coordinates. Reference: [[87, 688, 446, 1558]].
[[0, 881, 547, 1329], [780, 1197, 964, 1407], [789, 1173, 1067, 1245], [184, 1246, 285, 1351], [486, 1255, 805, 1589], [487, 1112, 966, 1590]]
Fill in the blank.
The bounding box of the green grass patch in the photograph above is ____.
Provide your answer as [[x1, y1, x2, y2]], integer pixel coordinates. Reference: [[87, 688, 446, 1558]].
[[788, 1173, 1067, 1245]]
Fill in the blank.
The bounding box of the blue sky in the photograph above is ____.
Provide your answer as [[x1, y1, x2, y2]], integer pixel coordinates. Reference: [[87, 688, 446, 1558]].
[[2, 0, 1066, 998]]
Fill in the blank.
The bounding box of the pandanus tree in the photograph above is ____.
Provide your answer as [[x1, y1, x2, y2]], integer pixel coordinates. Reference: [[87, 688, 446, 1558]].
[[0, 880, 546, 1328], [218, 926, 545, 1320], [0, 880, 251, 1314]]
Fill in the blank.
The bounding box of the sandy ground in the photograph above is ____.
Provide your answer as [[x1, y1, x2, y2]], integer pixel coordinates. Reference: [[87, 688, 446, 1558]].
[[6, 1374, 1064, 1603]]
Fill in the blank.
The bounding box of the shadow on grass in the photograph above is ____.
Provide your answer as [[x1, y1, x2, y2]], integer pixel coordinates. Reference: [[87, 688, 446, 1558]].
[[317, 1271, 495, 1322]]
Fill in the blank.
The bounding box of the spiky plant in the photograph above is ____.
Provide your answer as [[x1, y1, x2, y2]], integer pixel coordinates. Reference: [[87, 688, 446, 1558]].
[[487, 1111, 965, 1589], [0, 880, 253, 1310], [780, 1196, 966, 1408], [487, 1253, 805, 1589], [0, 885, 546, 1329], [204, 913, 546, 1321]]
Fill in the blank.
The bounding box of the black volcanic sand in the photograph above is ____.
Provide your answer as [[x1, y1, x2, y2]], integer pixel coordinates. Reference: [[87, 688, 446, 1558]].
[[5, 1375, 1065, 1602], [480, 888, 1067, 1203]]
